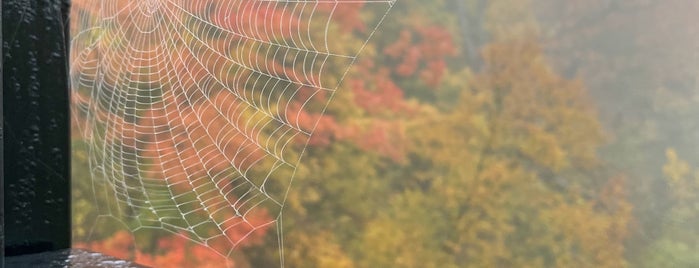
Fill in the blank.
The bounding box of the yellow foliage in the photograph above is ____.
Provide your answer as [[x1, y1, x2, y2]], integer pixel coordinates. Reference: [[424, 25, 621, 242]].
[[407, 38, 629, 267], [284, 231, 355, 268]]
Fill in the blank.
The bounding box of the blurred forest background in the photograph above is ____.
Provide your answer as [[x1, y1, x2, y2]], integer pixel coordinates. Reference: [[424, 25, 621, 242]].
[[70, 0, 699, 267]]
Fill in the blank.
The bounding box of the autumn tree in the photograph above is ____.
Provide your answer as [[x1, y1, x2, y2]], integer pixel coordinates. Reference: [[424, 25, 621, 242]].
[[640, 149, 699, 267], [399, 38, 630, 267]]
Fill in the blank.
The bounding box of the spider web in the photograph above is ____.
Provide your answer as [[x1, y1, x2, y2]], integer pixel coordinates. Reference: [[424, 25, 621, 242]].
[[69, 0, 394, 265]]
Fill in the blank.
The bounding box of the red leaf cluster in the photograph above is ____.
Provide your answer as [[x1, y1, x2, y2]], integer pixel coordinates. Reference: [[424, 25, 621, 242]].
[[383, 26, 456, 86], [340, 120, 407, 163], [318, 2, 367, 33], [286, 101, 339, 147], [117, 90, 266, 191], [351, 70, 408, 115]]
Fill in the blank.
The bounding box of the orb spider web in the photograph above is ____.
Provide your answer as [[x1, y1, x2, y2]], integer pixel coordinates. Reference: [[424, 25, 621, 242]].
[[70, 0, 395, 266]]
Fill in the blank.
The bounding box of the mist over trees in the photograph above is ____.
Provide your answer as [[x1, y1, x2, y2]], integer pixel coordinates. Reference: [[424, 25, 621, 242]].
[[70, 0, 699, 267]]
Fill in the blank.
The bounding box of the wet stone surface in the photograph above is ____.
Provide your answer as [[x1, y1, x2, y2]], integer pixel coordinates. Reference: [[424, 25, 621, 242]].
[[4, 249, 148, 268]]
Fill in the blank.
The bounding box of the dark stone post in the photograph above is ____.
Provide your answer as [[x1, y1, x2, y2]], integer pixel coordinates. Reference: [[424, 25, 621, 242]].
[[2, 0, 72, 263]]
